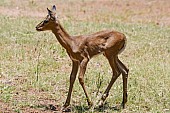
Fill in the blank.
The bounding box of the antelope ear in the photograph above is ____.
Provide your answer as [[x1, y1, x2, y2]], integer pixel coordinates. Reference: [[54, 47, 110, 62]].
[[52, 5, 56, 12], [47, 6, 57, 19], [47, 8, 52, 15]]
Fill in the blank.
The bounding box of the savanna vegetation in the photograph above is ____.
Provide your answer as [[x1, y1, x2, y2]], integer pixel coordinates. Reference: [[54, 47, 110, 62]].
[[0, 0, 169, 112]]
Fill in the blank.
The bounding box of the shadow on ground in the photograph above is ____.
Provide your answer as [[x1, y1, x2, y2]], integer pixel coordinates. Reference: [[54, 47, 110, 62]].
[[73, 103, 122, 113]]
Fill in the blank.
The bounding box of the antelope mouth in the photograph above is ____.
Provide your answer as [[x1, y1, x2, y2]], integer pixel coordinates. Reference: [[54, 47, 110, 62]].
[[36, 27, 43, 31]]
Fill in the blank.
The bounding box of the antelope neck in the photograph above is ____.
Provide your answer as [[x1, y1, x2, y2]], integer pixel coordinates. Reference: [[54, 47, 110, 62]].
[[52, 21, 73, 51]]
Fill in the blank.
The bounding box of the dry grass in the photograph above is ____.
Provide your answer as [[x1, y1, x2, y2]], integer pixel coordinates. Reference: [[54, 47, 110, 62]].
[[0, 0, 170, 112]]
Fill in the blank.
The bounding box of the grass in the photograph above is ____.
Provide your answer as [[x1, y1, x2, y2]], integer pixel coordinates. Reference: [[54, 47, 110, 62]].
[[0, 1, 170, 112]]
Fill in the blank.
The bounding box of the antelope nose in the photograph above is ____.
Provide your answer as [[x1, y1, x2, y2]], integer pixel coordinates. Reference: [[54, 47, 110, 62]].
[[36, 26, 40, 31]]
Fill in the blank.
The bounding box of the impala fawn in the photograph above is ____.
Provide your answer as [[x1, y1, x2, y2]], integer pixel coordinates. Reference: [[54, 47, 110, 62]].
[[36, 5, 129, 111]]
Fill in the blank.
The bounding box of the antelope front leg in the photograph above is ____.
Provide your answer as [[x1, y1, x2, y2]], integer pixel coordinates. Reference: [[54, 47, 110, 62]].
[[62, 61, 79, 111], [78, 57, 93, 107]]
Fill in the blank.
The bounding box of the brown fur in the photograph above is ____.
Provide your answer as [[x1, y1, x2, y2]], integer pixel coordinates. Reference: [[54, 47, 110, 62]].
[[36, 5, 129, 111]]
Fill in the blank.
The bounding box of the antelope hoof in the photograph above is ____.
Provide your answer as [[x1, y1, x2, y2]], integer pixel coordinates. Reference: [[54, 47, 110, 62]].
[[121, 102, 126, 109], [88, 101, 93, 108], [98, 100, 104, 108], [61, 105, 71, 112]]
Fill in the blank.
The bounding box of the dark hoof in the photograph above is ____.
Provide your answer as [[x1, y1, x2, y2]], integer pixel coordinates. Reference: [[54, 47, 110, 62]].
[[61, 106, 71, 112], [49, 104, 57, 111], [98, 100, 104, 108], [88, 101, 93, 108], [121, 102, 126, 109], [48, 104, 61, 111]]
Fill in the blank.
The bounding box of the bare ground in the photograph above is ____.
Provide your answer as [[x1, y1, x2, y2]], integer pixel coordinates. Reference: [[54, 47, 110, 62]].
[[0, 0, 169, 112], [0, 0, 169, 26]]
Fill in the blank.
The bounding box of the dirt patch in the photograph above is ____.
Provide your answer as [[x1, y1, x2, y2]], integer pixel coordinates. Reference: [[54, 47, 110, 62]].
[[0, 0, 169, 26], [0, 100, 14, 113], [0, 6, 45, 18], [0, 0, 169, 112]]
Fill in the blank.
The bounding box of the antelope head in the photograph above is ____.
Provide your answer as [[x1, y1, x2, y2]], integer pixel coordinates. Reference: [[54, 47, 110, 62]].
[[36, 5, 58, 31]]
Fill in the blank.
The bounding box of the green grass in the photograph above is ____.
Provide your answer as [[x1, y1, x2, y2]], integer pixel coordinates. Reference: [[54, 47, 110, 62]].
[[0, 9, 170, 113]]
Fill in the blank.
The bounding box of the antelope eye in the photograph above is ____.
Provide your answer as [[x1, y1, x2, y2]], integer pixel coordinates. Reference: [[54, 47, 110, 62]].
[[44, 20, 48, 23]]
